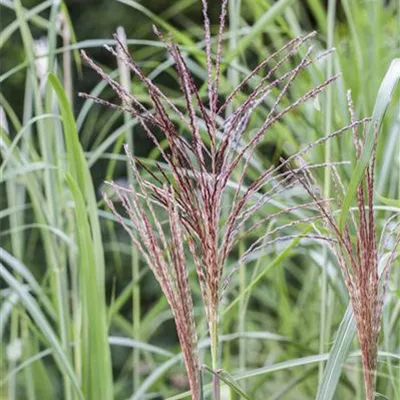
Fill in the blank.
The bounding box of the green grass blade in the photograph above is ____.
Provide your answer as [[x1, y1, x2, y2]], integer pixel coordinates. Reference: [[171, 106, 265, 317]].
[[60, 2, 82, 75], [49, 72, 113, 399], [0, 249, 56, 319], [223, 233, 306, 316], [108, 336, 174, 358], [203, 365, 253, 400], [129, 355, 182, 400], [166, 354, 334, 400], [0, 205, 30, 220], [315, 305, 355, 400], [0, 61, 28, 83], [0, 162, 56, 182], [66, 174, 113, 400], [167, 348, 400, 400], [224, 0, 295, 63], [376, 193, 400, 207], [1, 0, 53, 31], [47, 73, 85, 188], [0, 113, 60, 175], [0, 291, 18, 340], [115, 0, 193, 45], [0, 264, 84, 399], [0, 223, 74, 247], [48, 73, 106, 279], [0, 0, 52, 48], [339, 58, 400, 231]]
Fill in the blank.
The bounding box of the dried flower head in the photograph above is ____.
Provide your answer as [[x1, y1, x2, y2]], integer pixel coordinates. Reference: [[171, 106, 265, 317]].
[[79, 1, 370, 398], [104, 157, 201, 398], [293, 91, 400, 400]]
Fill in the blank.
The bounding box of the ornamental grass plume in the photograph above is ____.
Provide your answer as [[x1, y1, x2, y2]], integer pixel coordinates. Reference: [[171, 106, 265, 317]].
[[293, 92, 400, 400], [79, 1, 369, 398], [104, 163, 201, 399]]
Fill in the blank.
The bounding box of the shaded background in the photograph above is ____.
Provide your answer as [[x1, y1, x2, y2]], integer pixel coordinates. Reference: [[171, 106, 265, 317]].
[[1, 0, 334, 117]]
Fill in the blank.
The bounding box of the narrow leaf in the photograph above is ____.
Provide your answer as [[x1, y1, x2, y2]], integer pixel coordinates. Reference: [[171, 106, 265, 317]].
[[339, 59, 400, 231], [203, 365, 253, 400], [0, 264, 84, 399]]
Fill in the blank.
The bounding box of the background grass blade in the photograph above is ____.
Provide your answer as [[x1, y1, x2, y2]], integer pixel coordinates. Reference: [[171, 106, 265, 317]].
[[65, 174, 113, 400], [0, 264, 84, 400], [315, 305, 355, 400], [0, 249, 56, 319], [203, 365, 253, 400], [339, 58, 400, 231], [49, 73, 113, 400]]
